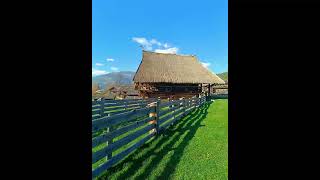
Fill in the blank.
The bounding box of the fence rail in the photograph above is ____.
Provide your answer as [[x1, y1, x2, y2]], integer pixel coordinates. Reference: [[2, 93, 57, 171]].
[[92, 98, 156, 120], [211, 94, 228, 99], [92, 95, 207, 179]]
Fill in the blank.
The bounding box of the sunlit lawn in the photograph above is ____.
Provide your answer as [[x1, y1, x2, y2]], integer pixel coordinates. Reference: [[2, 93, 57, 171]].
[[98, 99, 228, 180]]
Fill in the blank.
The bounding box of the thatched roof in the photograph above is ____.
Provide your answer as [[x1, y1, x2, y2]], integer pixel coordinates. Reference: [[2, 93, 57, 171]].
[[133, 51, 225, 84]]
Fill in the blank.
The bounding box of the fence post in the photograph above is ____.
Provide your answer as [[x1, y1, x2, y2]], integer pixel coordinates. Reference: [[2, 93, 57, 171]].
[[183, 98, 186, 116], [107, 121, 113, 160], [124, 101, 127, 111], [99, 99, 105, 118], [155, 100, 160, 133], [148, 102, 158, 135]]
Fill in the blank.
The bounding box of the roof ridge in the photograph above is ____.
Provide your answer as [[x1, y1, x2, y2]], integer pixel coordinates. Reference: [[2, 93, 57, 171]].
[[143, 50, 195, 57]]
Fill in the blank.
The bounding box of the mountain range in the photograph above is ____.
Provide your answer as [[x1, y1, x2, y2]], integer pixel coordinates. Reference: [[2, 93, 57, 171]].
[[92, 71, 135, 89]]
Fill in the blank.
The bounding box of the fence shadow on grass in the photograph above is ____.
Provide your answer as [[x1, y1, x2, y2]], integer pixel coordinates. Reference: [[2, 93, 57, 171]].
[[99, 102, 212, 180]]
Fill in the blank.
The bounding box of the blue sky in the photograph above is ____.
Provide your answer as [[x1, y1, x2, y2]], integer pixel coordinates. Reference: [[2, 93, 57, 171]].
[[92, 0, 228, 76]]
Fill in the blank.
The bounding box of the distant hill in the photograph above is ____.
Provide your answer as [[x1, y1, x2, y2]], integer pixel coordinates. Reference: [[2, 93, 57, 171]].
[[92, 71, 135, 89], [217, 72, 228, 82]]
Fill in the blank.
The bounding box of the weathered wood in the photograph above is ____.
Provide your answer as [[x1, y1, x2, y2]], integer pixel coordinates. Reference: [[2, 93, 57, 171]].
[[102, 99, 144, 104], [92, 124, 155, 164], [106, 105, 146, 116], [92, 115, 101, 120], [99, 100, 105, 117], [92, 95, 209, 178], [155, 100, 160, 134], [160, 107, 189, 131], [92, 132, 155, 179], [92, 101, 100, 106], [92, 110, 100, 116], [100, 98, 156, 105], [105, 105, 147, 116], [148, 102, 157, 134], [92, 116, 153, 148], [159, 105, 180, 117], [92, 107, 154, 132], [172, 107, 185, 117], [211, 94, 228, 99], [158, 113, 174, 125], [170, 112, 184, 125], [160, 119, 172, 130], [159, 101, 175, 108], [107, 125, 113, 160], [158, 108, 172, 117], [104, 101, 148, 107]]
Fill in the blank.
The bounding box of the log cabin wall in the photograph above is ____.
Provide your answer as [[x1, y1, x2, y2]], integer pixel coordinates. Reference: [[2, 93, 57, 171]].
[[135, 83, 202, 99]]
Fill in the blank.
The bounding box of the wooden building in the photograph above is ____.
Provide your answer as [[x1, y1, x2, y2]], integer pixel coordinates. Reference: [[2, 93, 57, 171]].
[[211, 83, 228, 94], [104, 84, 139, 100], [133, 51, 225, 99]]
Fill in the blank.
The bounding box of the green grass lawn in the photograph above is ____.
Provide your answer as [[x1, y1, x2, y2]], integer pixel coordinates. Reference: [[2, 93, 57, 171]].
[[98, 99, 228, 180]]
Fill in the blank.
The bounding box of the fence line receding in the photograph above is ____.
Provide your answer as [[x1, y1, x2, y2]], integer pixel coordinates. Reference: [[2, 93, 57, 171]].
[[92, 96, 207, 179]]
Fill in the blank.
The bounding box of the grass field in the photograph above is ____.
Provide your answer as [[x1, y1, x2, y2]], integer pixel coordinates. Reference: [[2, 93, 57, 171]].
[[98, 99, 228, 180]]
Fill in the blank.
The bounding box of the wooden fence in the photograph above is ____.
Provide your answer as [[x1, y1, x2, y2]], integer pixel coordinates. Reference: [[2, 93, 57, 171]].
[[92, 98, 156, 120], [92, 96, 207, 179], [211, 94, 228, 99]]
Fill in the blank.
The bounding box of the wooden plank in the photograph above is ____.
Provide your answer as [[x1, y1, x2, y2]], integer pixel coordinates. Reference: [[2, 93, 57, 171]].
[[92, 115, 101, 120], [107, 126, 113, 160], [106, 109, 129, 116], [104, 101, 147, 107], [155, 100, 160, 133], [169, 112, 184, 125], [106, 105, 147, 116], [103, 99, 153, 106], [159, 107, 185, 130], [159, 105, 180, 117], [160, 120, 172, 130], [92, 110, 100, 116], [103, 99, 143, 104], [158, 114, 174, 125], [92, 132, 155, 179], [173, 99, 184, 106], [125, 101, 147, 107], [103, 105, 146, 113], [92, 101, 100, 106], [171, 107, 185, 117], [92, 107, 154, 132], [158, 108, 171, 117], [99, 100, 105, 117], [159, 101, 175, 108], [92, 106, 100, 111], [92, 104, 100, 109], [105, 105, 126, 111], [92, 116, 153, 148], [92, 124, 155, 164]]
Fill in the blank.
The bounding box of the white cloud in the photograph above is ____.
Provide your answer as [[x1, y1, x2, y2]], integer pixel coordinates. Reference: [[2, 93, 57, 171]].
[[154, 47, 179, 54], [132, 37, 153, 50], [95, 63, 104, 66], [106, 58, 114, 62], [132, 37, 176, 51], [110, 67, 119, 71], [201, 62, 211, 69], [150, 39, 162, 46], [92, 69, 108, 76]]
